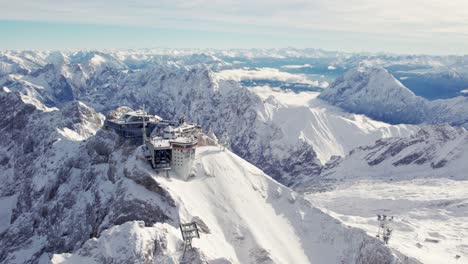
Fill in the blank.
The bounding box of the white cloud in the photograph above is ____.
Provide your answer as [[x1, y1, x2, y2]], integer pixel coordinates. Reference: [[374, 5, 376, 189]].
[[327, 65, 336, 70], [216, 67, 328, 88], [2, 1, 468, 37], [281, 64, 312, 69], [461, 89, 468, 94], [1, 1, 468, 53]]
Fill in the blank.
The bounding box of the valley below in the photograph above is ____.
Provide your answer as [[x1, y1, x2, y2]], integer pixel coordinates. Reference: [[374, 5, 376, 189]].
[[306, 179, 468, 264]]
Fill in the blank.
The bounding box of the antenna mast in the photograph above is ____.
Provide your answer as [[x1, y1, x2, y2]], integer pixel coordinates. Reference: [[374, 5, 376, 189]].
[[142, 104, 147, 145]]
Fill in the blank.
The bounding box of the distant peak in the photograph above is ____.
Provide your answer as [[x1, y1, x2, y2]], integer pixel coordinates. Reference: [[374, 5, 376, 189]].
[[319, 66, 426, 124]]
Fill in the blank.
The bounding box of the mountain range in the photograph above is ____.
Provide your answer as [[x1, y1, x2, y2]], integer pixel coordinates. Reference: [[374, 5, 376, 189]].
[[1, 49, 467, 263]]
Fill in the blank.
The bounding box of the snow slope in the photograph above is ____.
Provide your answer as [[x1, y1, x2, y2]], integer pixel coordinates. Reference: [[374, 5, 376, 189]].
[[53, 146, 410, 264], [252, 86, 417, 164]]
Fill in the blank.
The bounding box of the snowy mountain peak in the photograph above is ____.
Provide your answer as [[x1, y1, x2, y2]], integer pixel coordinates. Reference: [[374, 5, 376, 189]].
[[319, 66, 427, 124], [329, 66, 414, 95], [320, 66, 468, 127]]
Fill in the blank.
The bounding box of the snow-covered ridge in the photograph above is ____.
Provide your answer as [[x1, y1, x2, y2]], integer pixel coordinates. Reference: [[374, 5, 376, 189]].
[[319, 67, 468, 127], [52, 146, 410, 264], [3, 49, 468, 99]]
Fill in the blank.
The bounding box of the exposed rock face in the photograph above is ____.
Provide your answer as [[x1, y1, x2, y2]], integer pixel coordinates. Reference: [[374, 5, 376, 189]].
[[0, 90, 176, 263], [319, 67, 468, 127]]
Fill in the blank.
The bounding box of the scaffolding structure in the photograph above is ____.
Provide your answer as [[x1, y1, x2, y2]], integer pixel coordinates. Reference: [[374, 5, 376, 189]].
[[180, 222, 200, 257]]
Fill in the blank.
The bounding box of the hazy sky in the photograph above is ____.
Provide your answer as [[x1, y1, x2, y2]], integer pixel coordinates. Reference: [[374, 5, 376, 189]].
[[1, 0, 468, 55]]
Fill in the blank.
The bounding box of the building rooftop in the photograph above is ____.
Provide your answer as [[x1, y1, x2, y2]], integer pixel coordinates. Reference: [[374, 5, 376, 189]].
[[111, 110, 162, 124], [171, 136, 198, 145], [149, 135, 197, 148], [149, 137, 171, 148]]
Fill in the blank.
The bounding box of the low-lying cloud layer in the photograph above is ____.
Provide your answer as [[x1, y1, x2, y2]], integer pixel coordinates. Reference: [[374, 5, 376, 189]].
[[216, 67, 329, 88], [281, 64, 312, 69]]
